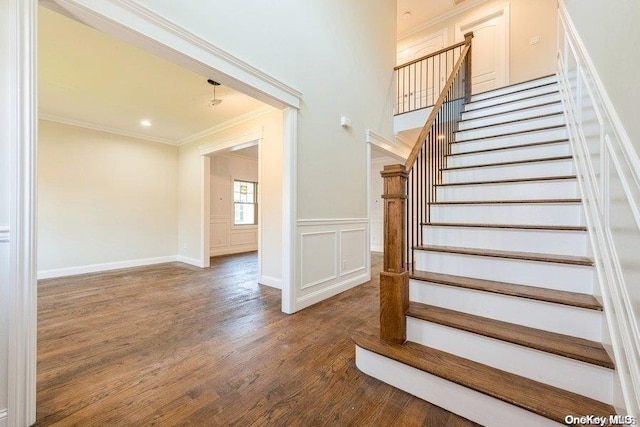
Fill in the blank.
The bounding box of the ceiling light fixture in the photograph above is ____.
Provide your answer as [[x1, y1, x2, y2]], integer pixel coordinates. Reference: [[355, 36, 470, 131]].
[[140, 119, 152, 127], [207, 79, 223, 107]]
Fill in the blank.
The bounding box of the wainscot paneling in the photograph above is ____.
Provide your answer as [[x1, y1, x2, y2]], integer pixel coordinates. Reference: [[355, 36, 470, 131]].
[[296, 219, 370, 310], [558, 1, 640, 416]]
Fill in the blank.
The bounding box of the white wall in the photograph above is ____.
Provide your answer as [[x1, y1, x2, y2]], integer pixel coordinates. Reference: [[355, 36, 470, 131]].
[[398, 0, 558, 86], [562, 0, 640, 161], [210, 154, 258, 257], [38, 120, 179, 276], [558, 4, 640, 415], [370, 155, 401, 253], [179, 109, 283, 285], [0, 0, 9, 419]]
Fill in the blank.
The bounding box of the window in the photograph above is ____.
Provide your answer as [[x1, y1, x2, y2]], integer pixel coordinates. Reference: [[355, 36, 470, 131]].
[[233, 180, 258, 225]]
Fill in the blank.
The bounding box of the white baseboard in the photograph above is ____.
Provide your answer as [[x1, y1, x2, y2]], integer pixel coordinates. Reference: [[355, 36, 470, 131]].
[[370, 244, 383, 253], [37, 255, 178, 279], [176, 255, 206, 268], [296, 272, 370, 311], [259, 274, 282, 289], [209, 245, 258, 257]]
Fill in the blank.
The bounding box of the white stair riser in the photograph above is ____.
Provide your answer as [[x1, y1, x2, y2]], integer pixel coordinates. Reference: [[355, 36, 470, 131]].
[[466, 84, 559, 111], [406, 319, 613, 403], [436, 180, 579, 202], [462, 92, 561, 120], [414, 251, 594, 293], [409, 280, 601, 340], [451, 128, 568, 154], [423, 226, 588, 257], [459, 103, 563, 130], [455, 115, 565, 141], [470, 76, 557, 102], [430, 203, 585, 226], [356, 347, 564, 427], [443, 159, 575, 183], [448, 143, 572, 167]]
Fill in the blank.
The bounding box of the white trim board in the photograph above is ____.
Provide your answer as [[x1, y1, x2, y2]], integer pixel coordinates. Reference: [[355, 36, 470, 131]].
[[366, 130, 410, 161], [37, 256, 179, 280], [259, 275, 282, 290], [0, 226, 9, 243], [198, 128, 263, 156], [558, 0, 640, 416]]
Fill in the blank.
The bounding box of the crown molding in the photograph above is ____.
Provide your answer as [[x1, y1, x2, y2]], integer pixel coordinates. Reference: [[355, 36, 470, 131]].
[[38, 113, 178, 145], [178, 105, 275, 146], [398, 0, 491, 41]]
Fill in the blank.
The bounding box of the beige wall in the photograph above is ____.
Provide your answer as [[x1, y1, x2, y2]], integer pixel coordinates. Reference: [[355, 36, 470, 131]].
[[134, 0, 396, 220], [209, 154, 259, 257], [563, 0, 640, 155], [38, 120, 179, 273], [398, 0, 558, 86]]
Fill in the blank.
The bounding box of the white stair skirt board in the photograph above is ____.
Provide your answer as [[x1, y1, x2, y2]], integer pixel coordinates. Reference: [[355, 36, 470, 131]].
[[470, 76, 557, 103], [409, 280, 601, 341], [458, 103, 563, 131], [455, 115, 565, 141], [430, 202, 585, 227], [422, 225, 588, 257], [436, 179, 579, 202], [405, 318, 613, 403], [443, 158, 575, 183], [413, 251, 593, 294], [448, 141, 572, 167], [465, 84, 559, 111], [450, 128, 568, 155], [355, 346, 563, 427], [461, 92, 561, 121]]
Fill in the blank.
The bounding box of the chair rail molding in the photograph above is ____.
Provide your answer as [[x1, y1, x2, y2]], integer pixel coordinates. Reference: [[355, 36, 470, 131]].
[[558, 0, 640, 416]]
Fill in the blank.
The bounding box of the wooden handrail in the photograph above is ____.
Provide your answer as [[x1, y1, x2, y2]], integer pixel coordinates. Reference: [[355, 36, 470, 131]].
[[393, 40, 466, 71], [404, 32, 473, 169]]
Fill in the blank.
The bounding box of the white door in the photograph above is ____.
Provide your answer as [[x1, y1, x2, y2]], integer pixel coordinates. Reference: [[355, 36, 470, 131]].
[[456, 5, 509, 94], [397, 30, 447, 111]]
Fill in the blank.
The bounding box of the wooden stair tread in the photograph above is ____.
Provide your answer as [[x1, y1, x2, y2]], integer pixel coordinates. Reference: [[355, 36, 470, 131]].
[[460, 100, 562, 123], [468, 80, 558, 104], [453, 125, 566, 144], [447, 139, 569, 156], [442, 155, 572, 171], [469, 74, 556, 99], [465, 90, 560, 114], [431, 198, 581, 205], [423, 222, 586, 232], [436, 175, 576, 187], [407, 302, 613, 368], [415, 245, 593, 266], [455, 112, 563, 133], [410, 270, 601, 311], [353, 328, 614, 424]]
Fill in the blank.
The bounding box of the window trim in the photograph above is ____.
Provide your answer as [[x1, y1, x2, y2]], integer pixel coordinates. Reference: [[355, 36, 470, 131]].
[[233, 179, 258, 226]]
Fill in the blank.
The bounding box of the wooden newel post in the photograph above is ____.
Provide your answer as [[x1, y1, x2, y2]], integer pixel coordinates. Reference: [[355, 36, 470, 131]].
[[380, 164, 409, 343], [464, 31, 474, 104]]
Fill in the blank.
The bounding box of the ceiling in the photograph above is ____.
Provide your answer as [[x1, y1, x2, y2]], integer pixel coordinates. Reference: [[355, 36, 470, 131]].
[[397, 0, 482, 37], [38, 6, 268, 145]]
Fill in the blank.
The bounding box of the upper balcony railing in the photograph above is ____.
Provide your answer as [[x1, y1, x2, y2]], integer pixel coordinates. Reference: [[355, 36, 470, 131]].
[[394, 40, 467, 115]]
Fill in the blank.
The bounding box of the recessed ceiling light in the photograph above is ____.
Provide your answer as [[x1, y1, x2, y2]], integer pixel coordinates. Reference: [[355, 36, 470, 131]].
[[402, 11, 412, 20], [140, 119, 152, 127]]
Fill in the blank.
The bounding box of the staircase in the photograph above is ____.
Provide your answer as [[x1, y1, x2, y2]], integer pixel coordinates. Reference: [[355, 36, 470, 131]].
[[355, 75, 617, 426]]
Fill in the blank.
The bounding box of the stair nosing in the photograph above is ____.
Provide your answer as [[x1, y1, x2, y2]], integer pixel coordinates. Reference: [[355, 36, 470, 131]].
[[406, 302, 613, 369], [468, 81, 558, 105], [460, 101, 562, 123], [353, 329, 615, 423], [442, 155, 573, 171], [454, 125, 566, 145], [447, 138, 569, 157], [430, 198, 582, 205], [422, 222, 587, 232], [435, 175, 576, 187], [455, 112, 564, 133], [470, 74, 556, 99], [465, 90, 561, 115], [415, 244, 593, 266], [409, 269, 600, 311]]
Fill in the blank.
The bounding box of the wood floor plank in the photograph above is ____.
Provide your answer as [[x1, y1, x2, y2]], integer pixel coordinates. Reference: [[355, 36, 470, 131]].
[[35, 252, 479, 426]]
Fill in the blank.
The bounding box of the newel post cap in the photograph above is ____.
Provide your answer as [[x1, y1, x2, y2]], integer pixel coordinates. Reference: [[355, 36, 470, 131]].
[[380, 164, 408, 179]]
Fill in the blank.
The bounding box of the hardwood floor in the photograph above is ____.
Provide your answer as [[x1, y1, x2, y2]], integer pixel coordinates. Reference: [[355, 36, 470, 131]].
[[37, 252, 480, 426]]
